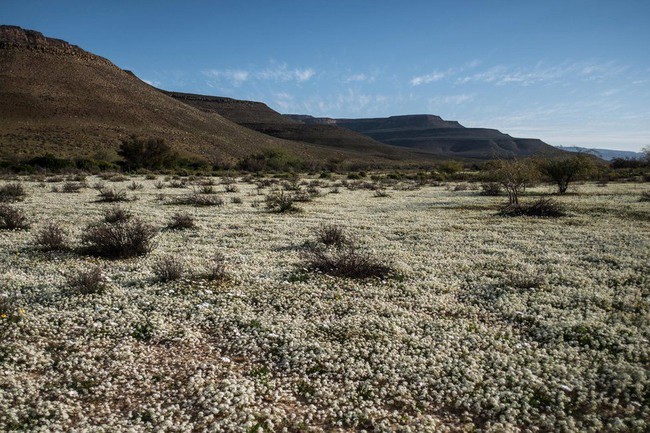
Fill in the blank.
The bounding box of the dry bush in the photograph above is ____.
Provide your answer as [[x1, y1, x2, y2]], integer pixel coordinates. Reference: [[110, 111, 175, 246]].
[[0, 204, 29, 230], [0, 183, 27, 202], [305, 245, 393, 279], [81, 218, 157, 258], [205, 253, 228, 281], [292, 190, 313, 202], [198, 185, 215, 194], [640, 191, 650, 202], [62, 182, 85, 193], [127, 181, 144, 191], [171, 193, 224, 207], [315, 224, 347, 247], [154, 181, 165, 190], [265, 191, 300, 213], [68, 267, 107, 295], [231, 196, 243, 204], [34, 222, 68, 251], [499, 198, 566, 218], [103, 206, 132, 224], [168, 179, 186, 188], [152, 255, 185, 282], [453, 183, 469, 191], [166, 212, 196, 230], [224, 184, 239, 193], [373, 189, 390, 198], [97, 188, 129, 203], [479, 182, 502, 196]]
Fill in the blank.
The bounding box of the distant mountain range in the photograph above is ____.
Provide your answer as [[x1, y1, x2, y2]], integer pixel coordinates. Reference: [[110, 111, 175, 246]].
[[1, 25, 575, 165], [554, 146, 644, 161], [286, 114, 566, 159]]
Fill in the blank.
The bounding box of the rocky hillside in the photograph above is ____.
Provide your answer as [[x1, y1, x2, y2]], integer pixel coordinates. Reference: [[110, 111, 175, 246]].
[[162, 91, 413, 158], [0, 25, 416, 166], [288, 114, 568, 159]]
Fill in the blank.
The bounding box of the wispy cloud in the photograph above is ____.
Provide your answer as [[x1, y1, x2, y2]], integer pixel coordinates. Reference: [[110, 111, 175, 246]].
[[203, 69, 250, 86], [456, 61, 629, 86], [345, 73, 370, 83], [202, 63, 316, 87], [410, 69, 452, 86], [258, 64, 315, 82], [142, 78, 162, 87], [428, 94, 474, 106]]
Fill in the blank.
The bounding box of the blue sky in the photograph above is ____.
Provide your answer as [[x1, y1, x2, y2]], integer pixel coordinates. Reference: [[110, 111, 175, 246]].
[[2, 0, 649, 151]]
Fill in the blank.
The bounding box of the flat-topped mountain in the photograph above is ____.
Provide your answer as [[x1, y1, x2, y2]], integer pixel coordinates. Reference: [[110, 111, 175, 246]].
[[162, 90, 411, 158], [287, 114, 567, 159], [0, 25, 416, 166]]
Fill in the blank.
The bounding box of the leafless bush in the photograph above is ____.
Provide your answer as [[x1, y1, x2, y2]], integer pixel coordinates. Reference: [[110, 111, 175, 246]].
[[315, 224, 347, 247], [499, 198, 566, 218], [103, 206, 132, 224], [0, 183, 27, 202], [205, 253, 228, 281], [453, 183, 468, 191], [224, 184, 239, 193], [231, 196, 243, 204], [304, 245, 393, 279], [0, 204, 29, 230], [198, 185, 215, 194], [97, 188, 129, 203], [154, 181, 165, 189], [373, 189, 390, 198], [292, 190, 313, 202], [127, 181, 144, 191], [68, 267, 107, 295], [265, 191, 299, 213], [640, 191, 650, 202], [168, 179, 186, 188], [152, 255, 185, 282], [480, 182, 502, 196], [62, 182, 85, 193], [34, 222, 68, 251], [81, 218, 157, 258], [166, 212, 196, 230], [171, 193, 224, 207]]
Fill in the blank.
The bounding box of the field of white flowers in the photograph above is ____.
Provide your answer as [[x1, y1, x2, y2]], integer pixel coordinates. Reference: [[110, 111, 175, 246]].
[[1, 174, 648, 432]]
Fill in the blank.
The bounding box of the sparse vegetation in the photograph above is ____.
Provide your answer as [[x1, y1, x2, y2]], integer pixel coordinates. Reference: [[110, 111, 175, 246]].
[[102, 206, 132, 224], [171, 193, 224, 207], [0, 204, 29, 230], [499, 198, 566, 218], [305, 244, 393, 279], [151, 255, 185, 282], [315, 224, 347, 247], [81, 217, 157, 258], [265, 191, 299, 212], [67, 266, 107, 295], [97, 188, 129, 203], [166, 212, 196, 230], [538, 155, 595, 194], [34, 222, 68, 251], [0, 183, 27, 202]]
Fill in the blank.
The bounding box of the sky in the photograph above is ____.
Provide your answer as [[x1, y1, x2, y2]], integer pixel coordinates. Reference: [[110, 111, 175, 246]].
[[2, 0, 649, 151]]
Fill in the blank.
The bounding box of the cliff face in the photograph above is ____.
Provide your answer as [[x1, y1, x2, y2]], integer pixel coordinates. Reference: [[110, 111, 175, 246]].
[[286, 114, 567, 159]]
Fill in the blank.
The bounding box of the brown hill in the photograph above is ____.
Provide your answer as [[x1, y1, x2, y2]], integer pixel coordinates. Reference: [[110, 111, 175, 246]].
[[0, 25, 416, 166], [287, 114, 569, 159], [162, 91, 413, 158]]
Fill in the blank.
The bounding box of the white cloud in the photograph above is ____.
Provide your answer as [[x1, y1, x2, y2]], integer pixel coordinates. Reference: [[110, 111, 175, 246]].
[[428, 94, 474, 105], [345, 73, 368, 83], [456, 61, 629, 86], [258, 64, 315, 82], [142, 79, 162, 87], [410, 69, 451, 86], [203, 69, 250, 86]]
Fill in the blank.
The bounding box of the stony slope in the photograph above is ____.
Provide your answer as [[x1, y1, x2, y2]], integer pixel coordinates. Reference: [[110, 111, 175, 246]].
[[288, 114, 568, 159], [0, 25, 410, 165], [162, 91, 413, 158]]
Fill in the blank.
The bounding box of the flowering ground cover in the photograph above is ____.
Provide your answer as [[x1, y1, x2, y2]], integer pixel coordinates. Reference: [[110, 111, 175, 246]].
[[1, 175, 649, 432]]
